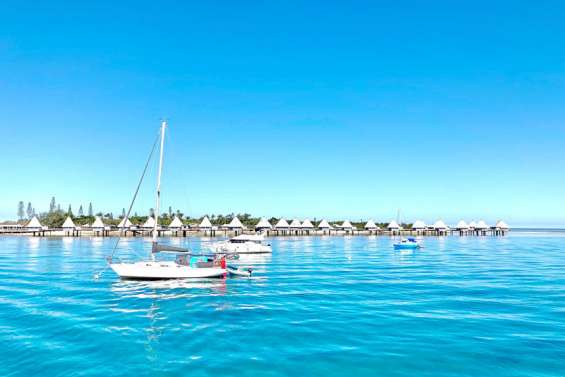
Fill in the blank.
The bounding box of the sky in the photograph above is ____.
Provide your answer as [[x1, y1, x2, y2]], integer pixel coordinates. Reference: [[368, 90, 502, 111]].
[[1, 1, 564, 227]]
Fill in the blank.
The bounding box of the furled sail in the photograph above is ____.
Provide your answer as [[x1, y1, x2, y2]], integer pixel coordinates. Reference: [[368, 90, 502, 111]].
[[151, 242, 190, 254]]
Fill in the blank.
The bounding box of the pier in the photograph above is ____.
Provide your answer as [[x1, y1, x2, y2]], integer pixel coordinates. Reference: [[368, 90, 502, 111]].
[[0, 217, 510, 238]]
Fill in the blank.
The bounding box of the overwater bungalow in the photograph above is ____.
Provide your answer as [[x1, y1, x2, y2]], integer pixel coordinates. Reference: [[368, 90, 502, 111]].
[[289, 219, 302, 235], [199, 216, 214, 235], [455, 220, 470, 235], [142, 216, 156, 229], [116, 217, 136, 236], [168, 216, 184, 236], [317, 219, 333, 234], [387, 220, 401, 235], [117, 217, 133, 229], [62, 216, 80, 236], [169, 215, 183, 229], [340, 220, 354, 234], [433, 219, 449, 235], [364, 219, 379, 234], [199, 216, 212, 230], [274, 218, 290, 235], [117, 217, 137, 230], [475, 220, 489, 235], [301, 219, 314, 235], [495, 220, 509, 230], [25, 215, 47, 235], [26, 216, 43, 230], [227, 217, 244, 235], [412, 220, 427, 234], [92, 216, 109, 236], [494, 220, 510, 235], [255, 217, 272, 232]]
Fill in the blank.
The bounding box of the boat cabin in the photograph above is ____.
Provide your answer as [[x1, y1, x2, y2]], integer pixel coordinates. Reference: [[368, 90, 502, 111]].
[[229, 234, 266, 244]]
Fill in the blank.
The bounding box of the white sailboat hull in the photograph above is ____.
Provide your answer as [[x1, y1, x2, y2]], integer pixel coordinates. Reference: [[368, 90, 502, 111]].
[[110, 261, 226, 280]]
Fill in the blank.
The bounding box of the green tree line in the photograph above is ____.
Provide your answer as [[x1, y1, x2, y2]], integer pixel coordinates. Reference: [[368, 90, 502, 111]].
[[16, 198, 409, 229]]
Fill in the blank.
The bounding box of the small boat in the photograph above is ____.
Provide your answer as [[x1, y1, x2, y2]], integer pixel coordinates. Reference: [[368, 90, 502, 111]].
[[109, 121, 228, 280], [393, 237, 421, 250], [227, 264, 253, 277], [211, 234, 272, 254]]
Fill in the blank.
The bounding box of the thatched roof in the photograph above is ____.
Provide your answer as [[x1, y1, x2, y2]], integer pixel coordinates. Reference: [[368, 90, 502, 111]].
[[26, 216, 43, 229], [62, 216, 77, 229], [301, 219, 314, 229], [433, 219, 448, 230], [412, 220, 426, 229], [387, 220, 401, 230], [227, 216, 243, 229], [274, 218, 290, 229], [199, 216, 212, 229], [169, 216, 183, 228], [92, 216, 106, 229], [117, 217, 133, 228], [256, 217, 272, 229], [364, 219, 378, 230], [142, 216, 156, 228], [318, 219, 333, 229]]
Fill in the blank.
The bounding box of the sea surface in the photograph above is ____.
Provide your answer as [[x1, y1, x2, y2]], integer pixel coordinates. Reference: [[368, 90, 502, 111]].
[[0, 233, 564, 377]]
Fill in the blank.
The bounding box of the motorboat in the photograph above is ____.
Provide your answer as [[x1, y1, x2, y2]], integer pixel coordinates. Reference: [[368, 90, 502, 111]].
[[393, 237, 421, 250], [211, 234, 272, 254], [109, 121, 231, 280]]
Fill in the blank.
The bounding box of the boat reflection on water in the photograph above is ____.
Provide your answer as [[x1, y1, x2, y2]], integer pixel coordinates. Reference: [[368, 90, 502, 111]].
[[111, 277, 229, 297]]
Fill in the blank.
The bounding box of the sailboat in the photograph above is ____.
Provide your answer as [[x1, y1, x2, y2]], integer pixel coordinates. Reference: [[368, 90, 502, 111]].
[[110, 121, 227, 279]]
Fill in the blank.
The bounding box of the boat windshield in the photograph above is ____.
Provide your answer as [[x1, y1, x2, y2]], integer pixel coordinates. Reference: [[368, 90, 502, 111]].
[[230, 235, 263, 244]]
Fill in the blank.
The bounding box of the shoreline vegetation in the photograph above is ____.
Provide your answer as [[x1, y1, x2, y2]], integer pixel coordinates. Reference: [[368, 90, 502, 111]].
[[3, 197, 517, 236], [9, 197, 412, 230], [2, 210, 408, 233]]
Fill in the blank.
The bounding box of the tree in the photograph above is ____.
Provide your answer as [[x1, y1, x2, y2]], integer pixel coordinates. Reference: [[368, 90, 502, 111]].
[[18, 201, 25, 220], [40, 210, 67, 228], [49, 197, 56, 213], [78, 205, 84, 217], [88, 202, 93, 217], [67, 204, 73, 217], [26, 202, 33, 219]]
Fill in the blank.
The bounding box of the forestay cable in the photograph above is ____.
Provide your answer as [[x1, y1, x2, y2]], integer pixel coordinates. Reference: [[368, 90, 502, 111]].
[[93, 131, 160, 280]]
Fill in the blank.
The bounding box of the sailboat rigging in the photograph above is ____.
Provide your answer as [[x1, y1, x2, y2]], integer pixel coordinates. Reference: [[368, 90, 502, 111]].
[[109, 121, 249, 279]]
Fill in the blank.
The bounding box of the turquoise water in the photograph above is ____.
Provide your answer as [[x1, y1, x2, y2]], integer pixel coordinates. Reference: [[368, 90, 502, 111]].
[[1, 234, 564, 376]]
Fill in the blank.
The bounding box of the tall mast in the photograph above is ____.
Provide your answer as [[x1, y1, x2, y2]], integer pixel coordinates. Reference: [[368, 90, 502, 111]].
[[152, 120, 166, 252]]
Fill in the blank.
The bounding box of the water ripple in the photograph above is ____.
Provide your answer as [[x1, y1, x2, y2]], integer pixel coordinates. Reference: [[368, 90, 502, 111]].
[[1, 234, 565, 376]]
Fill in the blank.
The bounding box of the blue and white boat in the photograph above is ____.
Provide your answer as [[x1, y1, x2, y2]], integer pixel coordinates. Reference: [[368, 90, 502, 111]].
[[393, 237, 421, 250]]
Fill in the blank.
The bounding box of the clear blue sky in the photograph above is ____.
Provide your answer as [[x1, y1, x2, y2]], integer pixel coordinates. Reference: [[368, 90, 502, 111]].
[[1, 1, 564, 226]]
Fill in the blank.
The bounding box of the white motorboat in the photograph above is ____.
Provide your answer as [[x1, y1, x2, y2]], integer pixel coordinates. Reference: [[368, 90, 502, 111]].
[[211, 234, 272, 254], [109, 121, 228, 280]]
